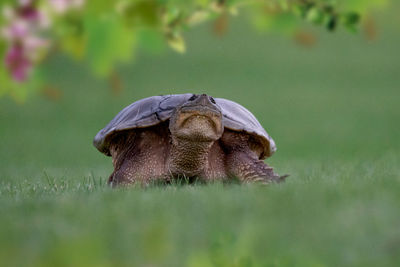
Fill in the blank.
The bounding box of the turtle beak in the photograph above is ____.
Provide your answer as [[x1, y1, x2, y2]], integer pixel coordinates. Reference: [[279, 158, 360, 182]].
[[181, 94, 221, 114], [196, 94, 214, 106], [170, 94, 223, 141]]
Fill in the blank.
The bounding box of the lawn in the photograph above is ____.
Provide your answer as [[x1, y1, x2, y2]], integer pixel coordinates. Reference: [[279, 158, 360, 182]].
[[0, 8, 399, 267]]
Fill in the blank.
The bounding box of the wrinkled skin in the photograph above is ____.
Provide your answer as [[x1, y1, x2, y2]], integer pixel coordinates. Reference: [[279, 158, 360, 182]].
[[108, 94, 286, 186]]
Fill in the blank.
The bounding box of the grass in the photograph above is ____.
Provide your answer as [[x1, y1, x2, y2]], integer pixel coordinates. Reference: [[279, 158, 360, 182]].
[[1, 158, 399, 266], [1, 8, 400, 267]]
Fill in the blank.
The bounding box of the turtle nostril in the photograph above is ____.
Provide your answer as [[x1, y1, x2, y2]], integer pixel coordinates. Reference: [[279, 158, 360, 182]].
[[210, 97, 216, 104]]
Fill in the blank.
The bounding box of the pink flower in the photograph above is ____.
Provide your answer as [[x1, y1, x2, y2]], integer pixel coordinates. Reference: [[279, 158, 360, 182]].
[[5, 45, 32, 82], [18, 3, 40, 21], [1, 0, 51, 82], [18, 0, 34, 8], [2, 20, 29, 41], [2, 0, 84, 83], [49, 0, 85, 14]]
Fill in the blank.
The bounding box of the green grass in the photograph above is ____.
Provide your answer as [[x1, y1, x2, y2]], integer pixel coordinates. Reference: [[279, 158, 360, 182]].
[[1, 8, 400, 267]]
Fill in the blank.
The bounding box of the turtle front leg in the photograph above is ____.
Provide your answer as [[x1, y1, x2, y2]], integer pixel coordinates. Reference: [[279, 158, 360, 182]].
[[225, 151, 287, 184], [109, 147, 168, 186], [108, 166, 135, 186], [108, 127, 170, 186]]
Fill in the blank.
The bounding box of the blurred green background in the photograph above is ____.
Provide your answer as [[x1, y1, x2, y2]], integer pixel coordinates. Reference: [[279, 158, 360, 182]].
[[1, 3, 400, 267]]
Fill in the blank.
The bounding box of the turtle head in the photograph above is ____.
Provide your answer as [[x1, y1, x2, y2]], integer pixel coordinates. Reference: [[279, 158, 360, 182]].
[[170, 94, 223, 142]]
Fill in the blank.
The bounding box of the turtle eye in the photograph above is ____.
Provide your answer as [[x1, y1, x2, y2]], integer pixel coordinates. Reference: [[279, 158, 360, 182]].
[[210, 97, 216, 104], [188, 94, 197, 101]]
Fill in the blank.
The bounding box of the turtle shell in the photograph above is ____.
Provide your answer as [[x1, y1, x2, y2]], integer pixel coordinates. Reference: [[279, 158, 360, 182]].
[[93, 94, 277, 159]]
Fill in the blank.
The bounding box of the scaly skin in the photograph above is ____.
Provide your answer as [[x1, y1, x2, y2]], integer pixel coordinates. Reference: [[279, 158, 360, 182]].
[[109, 126, 226, 185], [108, 123, 170, 185], [168, 137, 214, 178], [108, 127, 285, 185], [221, 130, 286, 183]]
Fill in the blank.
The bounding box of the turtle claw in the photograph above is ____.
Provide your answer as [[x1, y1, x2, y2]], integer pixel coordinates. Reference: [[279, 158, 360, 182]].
[[262, 174, 289, 184], [277, 174, 289, 183], [252, 173, 289, 185]]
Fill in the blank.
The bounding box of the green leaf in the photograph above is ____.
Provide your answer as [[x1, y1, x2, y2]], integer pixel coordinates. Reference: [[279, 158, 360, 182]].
[[339, 0, 389, 12], [306, 7, 325, 25], [186, 10, 211, 26], [60, 34, 87, 60], [137, 28, 165, 54], [122, 0, 161, 27], [326, 15, 338, 32], [166, 32, 186, 53], [341, 12, 361, 33], [84, 14, 136, 76], [85, 1, 116, 16], [251, 9, 298, 35], [54, 15, 87, 60], [344, 12, 361, 25]]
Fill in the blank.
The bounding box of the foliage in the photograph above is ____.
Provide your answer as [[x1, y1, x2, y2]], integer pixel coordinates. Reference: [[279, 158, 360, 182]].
[[0, 0, 390, 102]]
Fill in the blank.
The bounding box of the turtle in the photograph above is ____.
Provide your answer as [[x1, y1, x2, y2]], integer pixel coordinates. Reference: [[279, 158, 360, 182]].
[[93, 93, 287, 186]]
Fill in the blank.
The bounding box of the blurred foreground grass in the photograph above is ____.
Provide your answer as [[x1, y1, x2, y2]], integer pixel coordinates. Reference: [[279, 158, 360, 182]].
[[1, 7, 400, 267], [1, 158, 399, 266]]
